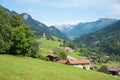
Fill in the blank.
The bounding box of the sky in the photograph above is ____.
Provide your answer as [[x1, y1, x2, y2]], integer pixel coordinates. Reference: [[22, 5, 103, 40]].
[[0, 0, 120, 26]]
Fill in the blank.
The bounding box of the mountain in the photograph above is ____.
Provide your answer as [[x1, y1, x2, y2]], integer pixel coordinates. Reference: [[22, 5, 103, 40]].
[[55, 24, 75, 38], [70, 18, 118, 38], [20, 13, 68, 39], [74, 20, 120, 55], [55, 24, 75, 34], [0, 5, 68, 40], [49, 26, 68, 39], [58, 18, 117, 38], [20, 13, 51, 36]]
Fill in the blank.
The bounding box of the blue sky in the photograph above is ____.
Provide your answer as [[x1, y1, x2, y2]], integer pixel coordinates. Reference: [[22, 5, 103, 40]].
[[0, 0, 120, 26]]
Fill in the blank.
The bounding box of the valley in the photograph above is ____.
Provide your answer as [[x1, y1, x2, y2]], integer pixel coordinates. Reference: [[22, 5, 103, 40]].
[[0, 2, 120, 80]]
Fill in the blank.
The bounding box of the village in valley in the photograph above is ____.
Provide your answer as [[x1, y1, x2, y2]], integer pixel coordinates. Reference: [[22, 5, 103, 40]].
[[37, 34, 120, 76], [0, 1, 120, 80], [46, 49, 120, 76]]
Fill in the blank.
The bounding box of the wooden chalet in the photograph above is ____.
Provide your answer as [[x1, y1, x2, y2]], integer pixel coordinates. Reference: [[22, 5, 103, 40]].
[[47, 54, 58, 61], [108, 66, 120, 76], [68, 60, 91, 70]]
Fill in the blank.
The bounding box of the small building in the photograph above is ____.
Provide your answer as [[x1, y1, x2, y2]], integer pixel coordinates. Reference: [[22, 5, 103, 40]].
[[57, 60, 68, 64], [43, 33, 46, 38], [47, 54, 58, 61], [108, 66, 120, 76], [68, 60, 91, 70], [64, 47, 73, 52]]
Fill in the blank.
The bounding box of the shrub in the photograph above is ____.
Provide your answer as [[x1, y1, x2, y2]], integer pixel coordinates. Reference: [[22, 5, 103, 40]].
[[98, 65, 109, 74]]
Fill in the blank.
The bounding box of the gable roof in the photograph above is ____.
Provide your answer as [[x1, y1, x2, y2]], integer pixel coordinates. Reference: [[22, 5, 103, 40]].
[[47, 54, 58, 58], [57, 60, 68, 64], [68, 60, 90, 65], [108, 66, 120, 72]]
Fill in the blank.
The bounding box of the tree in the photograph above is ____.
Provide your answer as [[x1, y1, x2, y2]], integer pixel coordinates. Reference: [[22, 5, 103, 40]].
[[0, 7, 12, 53], [0, 7, 38, 57], [30, 41, 40, 58], [10, 24, 34, 56], [58, 51, 67, 59], [52, 48, 67, 59], [10, 14, 23, 27]]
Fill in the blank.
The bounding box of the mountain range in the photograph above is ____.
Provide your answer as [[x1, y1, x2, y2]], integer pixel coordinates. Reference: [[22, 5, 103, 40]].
[[20, 13, 68, 39], [0, 5, 68, 40], [0, 5, 119, 42], [74, 20, 120, 55], [55, 18, 118, 38]]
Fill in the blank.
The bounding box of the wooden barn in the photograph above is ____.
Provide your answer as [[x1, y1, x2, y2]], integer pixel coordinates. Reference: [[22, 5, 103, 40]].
[[47, 54, 58, 61], [108, 66, 120, 76]]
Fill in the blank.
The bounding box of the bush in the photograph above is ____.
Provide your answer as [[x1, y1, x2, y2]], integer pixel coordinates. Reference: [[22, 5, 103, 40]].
[[52, 48, 67, 60], [98, 65, 109, 74], [58, 51, 67, 59]]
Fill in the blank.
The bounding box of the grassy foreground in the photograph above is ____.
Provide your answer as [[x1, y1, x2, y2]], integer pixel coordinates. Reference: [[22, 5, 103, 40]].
[[0, 55, 119, 80]]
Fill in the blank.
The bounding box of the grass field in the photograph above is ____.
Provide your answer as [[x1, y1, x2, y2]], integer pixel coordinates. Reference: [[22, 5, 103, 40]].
[[95, 61, 120, 68], [68, 52, 87, 59], [35, 37, 85, 59], [36, 37, 63, 56], [0, 54, 119, 80]]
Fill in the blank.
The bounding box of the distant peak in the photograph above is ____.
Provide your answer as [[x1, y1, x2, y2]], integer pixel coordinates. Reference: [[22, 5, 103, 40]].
[[21, 13, 32, 20]]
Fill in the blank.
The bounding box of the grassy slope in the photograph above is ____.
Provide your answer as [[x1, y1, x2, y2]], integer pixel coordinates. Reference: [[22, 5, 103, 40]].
[[95, 61, 120, 68], [68, 52, 86, 59], [36, 37, 63, 56], [0, 54, 119, 80], [36, 37, 85, 59]]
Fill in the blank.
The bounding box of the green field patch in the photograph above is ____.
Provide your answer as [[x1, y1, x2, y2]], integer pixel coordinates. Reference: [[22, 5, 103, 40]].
[[0, 55, 119, 80]]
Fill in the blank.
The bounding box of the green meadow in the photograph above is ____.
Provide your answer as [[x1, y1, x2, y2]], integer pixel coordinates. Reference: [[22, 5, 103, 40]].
[[36, 37, 85, 59], [36, 37, 63, 56], [0, 54, 119, 80]]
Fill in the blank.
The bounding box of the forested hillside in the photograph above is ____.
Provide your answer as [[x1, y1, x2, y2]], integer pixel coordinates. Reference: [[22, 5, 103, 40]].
[[74, 20, 120, 61]]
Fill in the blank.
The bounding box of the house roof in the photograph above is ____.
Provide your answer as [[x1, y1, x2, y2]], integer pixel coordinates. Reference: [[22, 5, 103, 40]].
[[108, 66, 120, 72], [57, 60, 68, 64], [68, 60, 90, 65], [47, 54, 58, 58]]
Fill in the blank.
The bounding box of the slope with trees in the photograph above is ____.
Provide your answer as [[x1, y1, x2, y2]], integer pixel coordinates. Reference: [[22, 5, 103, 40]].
[[74, 20, 120, 61]]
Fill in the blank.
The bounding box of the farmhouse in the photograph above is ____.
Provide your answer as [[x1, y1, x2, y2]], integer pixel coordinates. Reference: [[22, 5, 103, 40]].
[[47, 54, 58, 61], [108, 66, 120, 76], [68, 60, 91, 70]]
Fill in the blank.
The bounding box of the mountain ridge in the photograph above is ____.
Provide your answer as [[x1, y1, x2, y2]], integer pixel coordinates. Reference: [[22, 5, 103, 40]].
[[0, 5, 68, 40], [55, 18, 118, 38], [74, 20, 120, 56]]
